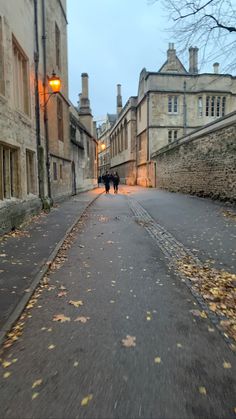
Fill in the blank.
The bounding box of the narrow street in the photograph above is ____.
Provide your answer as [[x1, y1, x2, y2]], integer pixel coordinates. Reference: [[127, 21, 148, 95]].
[[0, 187, 236, 419]]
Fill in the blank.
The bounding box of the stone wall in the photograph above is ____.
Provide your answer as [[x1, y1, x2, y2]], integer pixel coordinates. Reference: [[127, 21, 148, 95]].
[[153, 112, 236, 202]]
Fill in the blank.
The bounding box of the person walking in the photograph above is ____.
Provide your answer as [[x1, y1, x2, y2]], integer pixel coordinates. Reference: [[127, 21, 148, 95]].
[[113, 171, 120, 194], [103, 171, 111, 194]]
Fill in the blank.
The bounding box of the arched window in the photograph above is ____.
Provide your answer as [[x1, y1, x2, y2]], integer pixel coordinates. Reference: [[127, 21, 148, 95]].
[[124, 119, 128, 149]]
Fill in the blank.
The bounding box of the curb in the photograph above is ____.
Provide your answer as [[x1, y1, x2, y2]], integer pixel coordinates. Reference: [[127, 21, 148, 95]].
[[0, 190, 103, 348]]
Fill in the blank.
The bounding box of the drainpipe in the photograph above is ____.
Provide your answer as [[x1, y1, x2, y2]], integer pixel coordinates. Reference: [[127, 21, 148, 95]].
[[183, 81, 187, 136], [146, 92, 150, 186], [33, 0, 45, 201], [42, 0, 52, 202]]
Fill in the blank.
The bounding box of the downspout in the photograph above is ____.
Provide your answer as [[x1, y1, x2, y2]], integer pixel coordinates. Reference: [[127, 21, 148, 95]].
[[183, 81, 187, 136], [33, 0, 44, 200], [42, 0, 52, 201], [146, 92, 150, 186]]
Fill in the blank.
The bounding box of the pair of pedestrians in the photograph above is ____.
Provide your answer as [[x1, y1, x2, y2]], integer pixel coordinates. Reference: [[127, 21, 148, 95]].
[[102, 171, 120, 194]]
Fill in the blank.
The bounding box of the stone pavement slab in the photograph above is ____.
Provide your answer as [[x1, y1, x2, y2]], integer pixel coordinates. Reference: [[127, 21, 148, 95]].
[[0, 189, 102, 341]]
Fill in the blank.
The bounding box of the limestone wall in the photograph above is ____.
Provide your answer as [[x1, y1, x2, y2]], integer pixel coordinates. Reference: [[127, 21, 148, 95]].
[[153, 112, 236, 202]]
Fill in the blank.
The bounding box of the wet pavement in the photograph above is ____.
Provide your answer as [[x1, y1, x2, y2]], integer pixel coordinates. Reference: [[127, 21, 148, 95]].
[[0, 187, 235, 419]]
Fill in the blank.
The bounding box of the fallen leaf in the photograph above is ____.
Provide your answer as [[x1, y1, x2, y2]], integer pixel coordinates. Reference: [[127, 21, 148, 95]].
[[57, 291, 67, 297], [223, 361, 231, 369], [110, 300, 115, 304], [48, 344, 55, 350], [53, 314, 71, 323], [177, 343, 182, 348], [32, 392, 39, 400], [2, 361, 11, 368], [81, 394, 93, 406], [74, 316, 90, 323], [3, 372, 11, 378], [69, 300, 83, 308], [199, 386, 207, 395], [74, 361, 79, 367], [154, 357, 161, 364], [32, 379, 43, 389], [122, 335, 136, 347], [208, 327, 215, 332], [146, 316, 151, 321]]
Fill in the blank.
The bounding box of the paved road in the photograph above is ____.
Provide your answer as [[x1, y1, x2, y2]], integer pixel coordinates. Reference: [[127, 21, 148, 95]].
[[0, 188, 235, 419]]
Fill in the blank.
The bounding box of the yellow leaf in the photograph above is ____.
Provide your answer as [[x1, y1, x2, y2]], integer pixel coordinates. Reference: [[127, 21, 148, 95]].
[[12, 358, 18, 363], [2, 361, 11, 368], [199, 386, 207, 395], [3, 372, 11, 378], [154, 357, 161, 364], [32, 392, 39, 400], [32, 379, 43, 389], [223, 361, 231, 369], [200, 311, 207, 319], [81, 394, 93, 406], [177, 343, 182, 348], [74, 361, 79, 367], [146, 316, 151, 321], [69, 300, 83, 308]]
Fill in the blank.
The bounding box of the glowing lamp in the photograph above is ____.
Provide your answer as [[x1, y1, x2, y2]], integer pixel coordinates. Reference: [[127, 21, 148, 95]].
[[101, 143, 106, 150], [49, 71, 61, 93]]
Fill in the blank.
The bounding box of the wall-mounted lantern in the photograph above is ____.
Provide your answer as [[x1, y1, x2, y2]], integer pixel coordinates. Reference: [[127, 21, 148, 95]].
[[48, 70, 61, 93]]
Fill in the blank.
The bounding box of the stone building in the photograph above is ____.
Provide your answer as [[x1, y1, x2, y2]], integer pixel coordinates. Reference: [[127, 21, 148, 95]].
[[110, 96, 137, 185], [70, 73, 97, 193], [0, 0, 97, 234], [97, 113, 116, 177], [109, 44, 236, 186]]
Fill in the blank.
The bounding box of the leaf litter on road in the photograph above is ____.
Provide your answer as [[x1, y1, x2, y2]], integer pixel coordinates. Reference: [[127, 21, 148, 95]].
[[74, 316, 90, 323], [32, 379, 43, 389], [122, 335, 136, 347], [81, 394, 93, 406], [53, 314, 71, 323], [69, 300, 83, 308]]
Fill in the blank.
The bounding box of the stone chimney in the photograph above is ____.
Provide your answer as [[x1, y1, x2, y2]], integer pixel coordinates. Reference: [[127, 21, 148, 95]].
[[189, 47, 199, 74], [167, 43, 176, 61], [78, 73, 93, 134], [213, 62, 219, 74], [117, 84, 123, 115]]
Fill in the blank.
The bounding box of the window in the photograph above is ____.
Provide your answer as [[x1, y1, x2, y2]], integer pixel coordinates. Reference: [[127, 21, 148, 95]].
[[206, 96, 226, 117], [87, 139, 90, 156], [211, 96, 215, 116], [55, 23, 61, 69], [206, 96, 210, 116], [57, 97, 64, 141], [168, 130, 178, 143], [26, 150, 35, 194], [198, 97, 203, 116], [12, 37, 29, 115], [168, 96, 178, 113], [0, 16, 5, 96], [124, 120, 128, 149], [59, 164, 63, 180], [222, 97, 226, 116], [53, 162, 57, 180], [0, 144, 18, 200], [216, 97, 221, 117]]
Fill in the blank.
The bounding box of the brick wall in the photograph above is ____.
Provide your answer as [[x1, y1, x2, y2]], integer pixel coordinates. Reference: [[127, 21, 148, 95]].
[[153, 112, 236, 202]]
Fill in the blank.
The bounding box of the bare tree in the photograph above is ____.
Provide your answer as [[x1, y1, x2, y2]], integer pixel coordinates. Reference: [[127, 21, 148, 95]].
[[148, 0, 236, 71]]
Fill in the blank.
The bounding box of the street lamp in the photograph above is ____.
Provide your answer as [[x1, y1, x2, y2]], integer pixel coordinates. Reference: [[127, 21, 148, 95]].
[[101, 143, 106, 151], [42, 71, 61, 107]]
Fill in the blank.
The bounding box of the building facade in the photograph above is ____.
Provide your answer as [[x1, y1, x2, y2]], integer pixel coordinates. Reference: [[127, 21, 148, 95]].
[[0, 0, 97, 234], [108, 44, 236, 187], [97, 113, 116, 177]]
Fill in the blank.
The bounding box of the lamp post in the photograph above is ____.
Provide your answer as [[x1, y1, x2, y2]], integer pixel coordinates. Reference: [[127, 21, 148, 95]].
[[43, 70, 61, 205]]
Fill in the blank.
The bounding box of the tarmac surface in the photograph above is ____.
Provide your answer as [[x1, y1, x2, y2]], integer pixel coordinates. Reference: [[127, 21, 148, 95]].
[[0, 186, 235, 419]]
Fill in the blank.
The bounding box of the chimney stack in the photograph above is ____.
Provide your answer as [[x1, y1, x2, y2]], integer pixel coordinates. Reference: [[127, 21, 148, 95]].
[[189, 46, 199, 74], [117, 84, 122, 115], [167, 42, 176, 61], [78, 73, 93, 134], [213, 62, 219, 74]]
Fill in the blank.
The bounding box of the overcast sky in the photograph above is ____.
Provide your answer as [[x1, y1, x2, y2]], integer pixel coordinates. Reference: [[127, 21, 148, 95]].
[[67, 0, 172, 119]]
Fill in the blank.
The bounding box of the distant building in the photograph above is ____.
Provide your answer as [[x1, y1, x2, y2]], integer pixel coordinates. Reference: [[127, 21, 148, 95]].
[[109, 44, 236, 186], [97, 113, 116, 176]]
